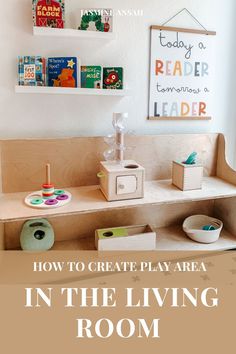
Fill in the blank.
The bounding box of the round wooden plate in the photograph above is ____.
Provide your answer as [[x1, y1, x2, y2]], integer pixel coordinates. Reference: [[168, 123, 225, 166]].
[[25, 190, 72, 209]]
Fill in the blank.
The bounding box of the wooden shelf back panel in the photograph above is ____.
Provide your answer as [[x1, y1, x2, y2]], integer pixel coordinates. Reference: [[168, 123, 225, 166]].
[[0, 134, 219, 193]]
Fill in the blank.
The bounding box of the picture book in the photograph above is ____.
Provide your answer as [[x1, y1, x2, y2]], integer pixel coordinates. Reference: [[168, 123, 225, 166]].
[[81, 66, 102, 89], [18, 56, 46, 86], [78, 9, 113, 32], [32, 0, 65, 28], [103, 67, 123, 90], [47, 57, 78, 88]]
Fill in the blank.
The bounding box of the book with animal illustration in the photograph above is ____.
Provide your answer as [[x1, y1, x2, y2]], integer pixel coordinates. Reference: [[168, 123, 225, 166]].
[[32, 0, 65, 28], [103, 67, 123, 90], [47, 57, 78, 88], [81, 66, 102, 89], [18, 56, 46, 86], [78, 8, 113, 32]]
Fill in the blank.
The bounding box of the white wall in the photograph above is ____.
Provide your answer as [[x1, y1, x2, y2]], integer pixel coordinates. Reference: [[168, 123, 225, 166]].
[[0, 0, 235, 164]]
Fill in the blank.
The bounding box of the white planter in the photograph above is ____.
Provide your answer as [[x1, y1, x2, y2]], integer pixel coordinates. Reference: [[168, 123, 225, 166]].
[[172, 161, 203, 191]]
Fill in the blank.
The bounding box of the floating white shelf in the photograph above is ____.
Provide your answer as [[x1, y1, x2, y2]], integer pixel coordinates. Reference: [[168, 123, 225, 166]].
[[33, 26, 116, 39], [1, 177, 236, 223], [15, 85, 130, 97]]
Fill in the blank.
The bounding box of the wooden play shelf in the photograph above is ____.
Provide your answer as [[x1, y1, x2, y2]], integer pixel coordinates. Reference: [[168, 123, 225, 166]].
[[33, 26, 116, 40], [1, 133, 236, 251], [15, 86, 129, 97]]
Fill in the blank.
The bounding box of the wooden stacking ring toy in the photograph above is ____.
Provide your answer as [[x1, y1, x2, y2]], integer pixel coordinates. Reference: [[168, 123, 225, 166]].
[[42, 164, 55, 199], [24, 164, 72, 209]]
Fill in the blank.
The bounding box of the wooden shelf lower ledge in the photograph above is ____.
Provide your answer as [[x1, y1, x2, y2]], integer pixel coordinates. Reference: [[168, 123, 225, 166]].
[[52, 226, 236, 252], [1, 177, 236, 223]]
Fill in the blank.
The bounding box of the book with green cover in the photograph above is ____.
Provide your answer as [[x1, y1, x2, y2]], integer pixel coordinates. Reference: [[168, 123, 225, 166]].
[[103, 67, 123, 90], [81, 66, 102, 89]]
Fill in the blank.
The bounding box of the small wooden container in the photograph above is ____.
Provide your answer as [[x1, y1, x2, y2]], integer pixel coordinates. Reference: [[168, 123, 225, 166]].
[[95, 224, 156, 251], [172, 161, 203, 191], [99, 160, 145, 201]]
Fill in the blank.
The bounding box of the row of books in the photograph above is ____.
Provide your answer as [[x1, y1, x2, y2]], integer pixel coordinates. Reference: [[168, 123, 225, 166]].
[[32, 0, 113, 32], [18, 56, 123, 90]]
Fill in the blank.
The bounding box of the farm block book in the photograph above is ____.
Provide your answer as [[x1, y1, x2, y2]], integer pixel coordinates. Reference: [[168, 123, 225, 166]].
[[48, 57, 78, 88], [103, 67, 123, 90], [32, 0, 65, 28], [18, 56, 46, 86], [81, 66, 102, 89]]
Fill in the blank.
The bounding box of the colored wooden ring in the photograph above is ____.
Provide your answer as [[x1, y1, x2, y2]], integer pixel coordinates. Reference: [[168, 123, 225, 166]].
[[54, 190, 65, 196], [42, 191, 54, 196], [30, 198, 44, 205], [56, 194, 69, 201], [45, 199, 59, 206], [42, 184, 54, 189], [42, 188, 54, 192]]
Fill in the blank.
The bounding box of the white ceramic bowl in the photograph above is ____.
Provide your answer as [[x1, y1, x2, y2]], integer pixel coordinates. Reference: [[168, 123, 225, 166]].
[[183, 215, 223, 244]]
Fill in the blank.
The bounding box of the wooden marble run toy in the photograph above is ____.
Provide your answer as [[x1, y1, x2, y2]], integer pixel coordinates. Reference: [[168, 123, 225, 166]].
[[98, 113, 145, 201], [25, 164, 71, 209]]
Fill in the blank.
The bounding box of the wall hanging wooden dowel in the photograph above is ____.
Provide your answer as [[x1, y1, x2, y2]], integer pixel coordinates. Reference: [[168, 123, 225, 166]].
[[148, 116, 212, 121], [150, 25, 216, 36]]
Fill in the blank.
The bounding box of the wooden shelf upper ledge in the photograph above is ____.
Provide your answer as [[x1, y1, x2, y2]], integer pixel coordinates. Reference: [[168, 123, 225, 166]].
[[1, 177, 236, 223]]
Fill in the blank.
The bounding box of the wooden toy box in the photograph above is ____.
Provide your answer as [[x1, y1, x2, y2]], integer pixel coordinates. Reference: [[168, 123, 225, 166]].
[[95, 224, 156, 251], [172, 161, 203, 191], [99, 160, 145, 201]]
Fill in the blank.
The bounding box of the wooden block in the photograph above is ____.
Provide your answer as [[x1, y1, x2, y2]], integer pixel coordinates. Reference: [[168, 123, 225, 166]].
[[99, 160, 145, 201], [172, 161, 203, 191], [95, 224, 156, 251]]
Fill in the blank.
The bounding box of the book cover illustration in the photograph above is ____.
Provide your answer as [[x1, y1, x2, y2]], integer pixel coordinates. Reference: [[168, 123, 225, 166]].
[[32, 0, 65, 28], [78, 9, 113, 32], [103, 67, 123, 90], [48, 57, 78, 88], [81, 66, 102, 89], [18, 56, 46, 86]]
